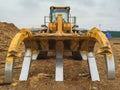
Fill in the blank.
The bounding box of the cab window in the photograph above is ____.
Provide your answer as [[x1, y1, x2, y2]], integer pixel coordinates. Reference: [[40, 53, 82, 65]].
[[52, 12, 67, 22]]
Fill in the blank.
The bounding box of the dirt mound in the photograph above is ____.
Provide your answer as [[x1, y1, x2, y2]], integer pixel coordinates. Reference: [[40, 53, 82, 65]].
[[0, 22, 19, 60]]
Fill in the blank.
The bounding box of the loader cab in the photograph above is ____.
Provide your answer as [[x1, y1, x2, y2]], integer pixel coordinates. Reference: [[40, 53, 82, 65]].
[[50, 6, 70, 23]]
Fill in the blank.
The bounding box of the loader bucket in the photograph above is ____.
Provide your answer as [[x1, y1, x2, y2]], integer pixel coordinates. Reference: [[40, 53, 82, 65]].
[[5, 27, 115, 83]]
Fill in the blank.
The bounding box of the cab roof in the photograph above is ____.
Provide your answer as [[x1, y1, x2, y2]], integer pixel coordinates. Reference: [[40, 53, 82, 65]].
[[50, 6, 70, 10]]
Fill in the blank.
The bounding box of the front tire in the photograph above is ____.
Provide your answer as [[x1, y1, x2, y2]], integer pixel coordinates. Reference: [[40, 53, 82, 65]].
[[37, 51, 48, 59], [72, 51, 82, 60]]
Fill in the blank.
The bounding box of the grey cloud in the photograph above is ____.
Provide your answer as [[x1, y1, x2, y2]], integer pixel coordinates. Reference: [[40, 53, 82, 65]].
[[80, 0, 96, 7], [0, 0, 120, 30], [96, 12, 116, 18], [20, 0, 40, 8]]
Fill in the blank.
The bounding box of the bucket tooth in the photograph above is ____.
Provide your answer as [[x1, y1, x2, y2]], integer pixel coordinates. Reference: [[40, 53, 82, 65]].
[[32, 50, 39, 60], [5, 57, 14, 83], [55, 41, 64, 81], [19, 49, 32, 81], [80, 51, 87, 60], [105, 54, 115, 79], [55, 51, 63, 81], [88, 52, 100, 81]]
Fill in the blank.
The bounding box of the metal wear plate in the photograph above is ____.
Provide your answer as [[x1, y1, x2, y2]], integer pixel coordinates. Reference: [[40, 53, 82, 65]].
[[105, 54, 115, 79], [88, 52, 100, 81], [19, 49, 32, 81], [55, 51, 63, 81]]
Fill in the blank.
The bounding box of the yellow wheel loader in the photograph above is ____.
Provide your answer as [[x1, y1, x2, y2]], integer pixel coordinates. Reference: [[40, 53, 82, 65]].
[[5, 6, 115, 83]]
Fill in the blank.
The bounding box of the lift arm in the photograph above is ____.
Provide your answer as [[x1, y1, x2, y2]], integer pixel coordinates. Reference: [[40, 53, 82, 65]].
[[5, 29, 33, 83]]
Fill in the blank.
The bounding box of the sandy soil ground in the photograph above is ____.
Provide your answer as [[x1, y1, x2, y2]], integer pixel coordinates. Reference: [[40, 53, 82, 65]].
[[0, 39, 120, 90], [0, 23, 120, 90]]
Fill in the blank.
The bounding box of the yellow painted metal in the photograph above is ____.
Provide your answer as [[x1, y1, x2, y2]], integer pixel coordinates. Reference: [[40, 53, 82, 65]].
[[86, 27, 113, 57], [6, 56, 13, 65], [48, 14, 72, 33], [6, 29, 33, 64], [80, 40, 89, 51], [48, 23, 57, 31], [32, 49, 39, 54], [63, 23, 72, 31], [70, 40, 79, 51], [57, 14, 63, 33]]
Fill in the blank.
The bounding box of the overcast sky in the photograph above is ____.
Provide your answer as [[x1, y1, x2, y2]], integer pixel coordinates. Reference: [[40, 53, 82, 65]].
[[0, 0, 120, 30]]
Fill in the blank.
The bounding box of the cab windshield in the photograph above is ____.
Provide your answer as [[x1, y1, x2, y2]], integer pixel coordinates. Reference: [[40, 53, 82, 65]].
[[51, 9, 68, 22], [52, 12, 68, 22]]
